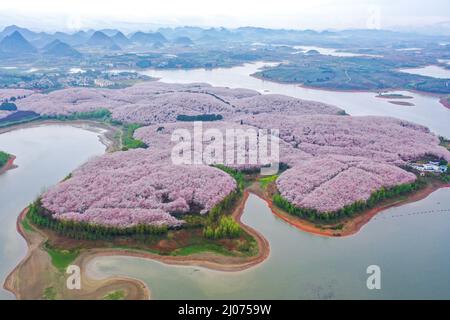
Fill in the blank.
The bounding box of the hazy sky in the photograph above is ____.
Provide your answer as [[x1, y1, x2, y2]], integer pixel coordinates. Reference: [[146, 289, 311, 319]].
[[0, 0, 449, 32]]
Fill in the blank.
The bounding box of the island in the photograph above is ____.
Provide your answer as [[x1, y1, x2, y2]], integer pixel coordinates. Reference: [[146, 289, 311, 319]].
[[2, 82, 450, 299], [252, 55, 450, 95], [387, 101, 415, 106]]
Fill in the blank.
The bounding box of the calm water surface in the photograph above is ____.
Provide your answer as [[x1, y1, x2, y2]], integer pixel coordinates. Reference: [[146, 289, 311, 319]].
[[398, 65, 450, 79], [139, 62, 450, 138], [0, 125, 106, 299], [88, 191, 450, 299]]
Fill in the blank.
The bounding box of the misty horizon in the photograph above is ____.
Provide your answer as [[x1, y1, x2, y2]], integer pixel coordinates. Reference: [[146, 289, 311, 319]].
[[1, 0, 449, 35]]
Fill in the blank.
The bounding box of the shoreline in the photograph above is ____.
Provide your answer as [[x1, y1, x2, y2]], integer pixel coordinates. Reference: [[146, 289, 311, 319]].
[[4, 191, 270, 299], [0, 155, 17, 175], [0, 119, 122, 152], [78, 191, 270, 273], [4, 176, 448, 298], [4, 207, 151, 300], [256, 181, 449, 238]]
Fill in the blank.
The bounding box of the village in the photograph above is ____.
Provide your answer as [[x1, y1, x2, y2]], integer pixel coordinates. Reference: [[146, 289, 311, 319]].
[[407, 160, 448, 175]]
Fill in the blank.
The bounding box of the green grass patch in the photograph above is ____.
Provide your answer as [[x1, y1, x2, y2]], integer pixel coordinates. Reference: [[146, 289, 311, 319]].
[[43, 242, 79, 271], [121, 123, 147, 150], [21, 215, 34, 232], [44, 108, 112, 121], [103, 290, 125, 300], [0, 151, 10, 167], [259, 175, 278, 190], [43, 287, 57, 300]]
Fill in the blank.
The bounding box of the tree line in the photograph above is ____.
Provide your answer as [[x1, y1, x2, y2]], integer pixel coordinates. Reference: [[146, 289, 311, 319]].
[[176, 114, 223, 122], [41, 108, 112, 121], [203, 165, 244, 239], [28, 199, 168, 241], [28, 165, 245, 241], [273, 179, 426, 222]]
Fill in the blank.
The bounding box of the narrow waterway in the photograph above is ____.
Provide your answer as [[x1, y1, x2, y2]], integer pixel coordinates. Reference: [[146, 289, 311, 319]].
[[0, 124, 106, 299]]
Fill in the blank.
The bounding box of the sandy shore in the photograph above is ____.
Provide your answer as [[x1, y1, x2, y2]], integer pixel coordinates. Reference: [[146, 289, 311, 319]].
[[4, 207, 151, 300]]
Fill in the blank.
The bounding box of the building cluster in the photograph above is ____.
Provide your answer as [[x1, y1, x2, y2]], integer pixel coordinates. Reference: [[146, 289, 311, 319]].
[[408, 161, 448, 174]]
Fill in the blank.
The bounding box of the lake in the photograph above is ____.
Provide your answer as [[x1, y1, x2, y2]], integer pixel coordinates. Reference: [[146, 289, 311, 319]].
[[1, 65, 450, 300], [398, 65, 450, 79], [0, 125, 106, 299], [137, 62, 450, 138], [88, 190, 450, 299]]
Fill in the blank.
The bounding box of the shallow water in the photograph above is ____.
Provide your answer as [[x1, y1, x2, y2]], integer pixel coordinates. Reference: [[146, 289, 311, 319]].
[[0, 125, 106, 299], [88, 190, 450, 299], [138, 62, 450, 138]]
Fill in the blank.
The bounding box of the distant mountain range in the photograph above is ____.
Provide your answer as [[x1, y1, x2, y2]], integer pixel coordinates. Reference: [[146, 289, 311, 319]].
[[129, 31, 168, 45], [173, 36, 194, 46], [0, 30, 36, 54], [87, 31, 121, 50], [43, 39, 82, 58], [112, 31, 131, 47], [0, 24, 449, 57]]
